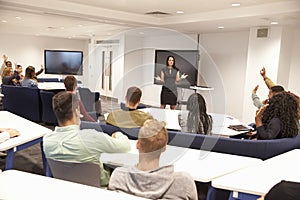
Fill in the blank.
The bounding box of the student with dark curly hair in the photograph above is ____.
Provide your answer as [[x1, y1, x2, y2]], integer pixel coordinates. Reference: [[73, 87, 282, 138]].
[[178, 93, 212, 135], [255, 91, 299, 139]]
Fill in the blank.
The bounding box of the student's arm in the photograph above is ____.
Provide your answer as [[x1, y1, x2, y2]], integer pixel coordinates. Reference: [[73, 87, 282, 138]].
[[80, 129, 131, 154], [260, 67, 275, 88], [35, 65, 44, 76], [256, 118, 282, 139], [252, 85, 264, 109], [78, 100, 96, 122]]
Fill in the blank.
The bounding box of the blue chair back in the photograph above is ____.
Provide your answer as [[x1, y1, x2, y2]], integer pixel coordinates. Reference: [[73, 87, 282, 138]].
[[40, 90, 58, 124], [80, 121, 139, 139], [1, 85, 42, 122], [78, 87, 100, 112]]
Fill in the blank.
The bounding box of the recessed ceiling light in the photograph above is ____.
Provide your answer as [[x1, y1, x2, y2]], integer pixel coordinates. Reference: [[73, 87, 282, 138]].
[[1, 20, 7, 23], [270, 21, 278, 25], [139, 32, 144, 35], [15, 16, 21, 20], [176, 11, 184, 14], [231, 3, 241, 7], [60, 27, 65, 29], [218, 26, 225, 29]]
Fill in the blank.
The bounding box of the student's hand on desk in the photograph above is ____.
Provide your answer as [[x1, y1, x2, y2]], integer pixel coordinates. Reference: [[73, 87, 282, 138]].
[[8, 128, 20, 138], [1, 128, 20, 138]]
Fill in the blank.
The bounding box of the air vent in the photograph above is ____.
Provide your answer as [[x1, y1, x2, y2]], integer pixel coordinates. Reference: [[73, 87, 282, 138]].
[[145, 11, 171, 16], [257, 28, 269, 38], [95, 40, 119, 44]]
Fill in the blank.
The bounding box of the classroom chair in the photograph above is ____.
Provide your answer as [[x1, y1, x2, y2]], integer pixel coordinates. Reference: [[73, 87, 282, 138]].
[[47, 158, 101, 188]]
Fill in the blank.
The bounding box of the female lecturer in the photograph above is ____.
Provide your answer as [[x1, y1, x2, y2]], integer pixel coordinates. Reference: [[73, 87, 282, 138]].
[[155, 55, 188, 110]]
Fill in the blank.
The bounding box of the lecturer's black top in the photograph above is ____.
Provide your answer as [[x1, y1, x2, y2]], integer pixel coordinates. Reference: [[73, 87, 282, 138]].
[[160, 67, 178, 105]]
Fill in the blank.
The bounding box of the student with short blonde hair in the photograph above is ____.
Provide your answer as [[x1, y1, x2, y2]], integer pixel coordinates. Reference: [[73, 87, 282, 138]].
[[109, 119, 197, 200]]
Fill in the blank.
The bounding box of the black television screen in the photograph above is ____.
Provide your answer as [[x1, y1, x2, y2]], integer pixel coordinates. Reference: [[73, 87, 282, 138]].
[[44, 50, 83, 75], [154, 50, 199, 87]]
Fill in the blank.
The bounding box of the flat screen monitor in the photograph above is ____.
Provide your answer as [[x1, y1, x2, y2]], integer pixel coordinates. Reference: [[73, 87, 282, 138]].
[[44, 50, 83, 75], [154, 50, 199, 87]]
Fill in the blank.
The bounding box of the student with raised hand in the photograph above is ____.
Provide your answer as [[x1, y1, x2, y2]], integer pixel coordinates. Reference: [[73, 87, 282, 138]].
[[43, 91, 131, 187], [260, 67, 275, 88], [252, 84, 285, 109], [63, 75, 96, 122], [0, 128, 20, 143], [1, 66, 20, 86], [255, 91, 298, 140], [1, 54, 12, 73], [106, 86, 153, 128], [178, 93, 212, 135], [109, 119, 197, 200]]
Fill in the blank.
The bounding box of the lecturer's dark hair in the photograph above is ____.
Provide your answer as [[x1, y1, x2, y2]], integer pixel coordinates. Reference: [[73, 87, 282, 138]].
[[166, 55, 178, 71]]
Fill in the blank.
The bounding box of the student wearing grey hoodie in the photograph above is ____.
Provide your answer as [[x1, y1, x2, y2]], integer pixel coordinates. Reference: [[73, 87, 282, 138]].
[[108, 119, 197, 200]]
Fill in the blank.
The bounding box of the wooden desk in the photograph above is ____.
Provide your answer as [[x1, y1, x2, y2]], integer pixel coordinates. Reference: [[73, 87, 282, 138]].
[[212, 149, 300, 198], [101, 140, 261, 182], [0, 170, 148, 200], [0, 111, 52, 170]]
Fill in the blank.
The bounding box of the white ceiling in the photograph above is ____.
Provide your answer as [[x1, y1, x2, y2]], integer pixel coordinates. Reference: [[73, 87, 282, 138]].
[[0, 0, 299, 40]]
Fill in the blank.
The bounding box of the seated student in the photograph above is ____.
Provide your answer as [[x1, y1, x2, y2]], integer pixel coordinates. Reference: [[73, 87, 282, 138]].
[[1, 67, 20, 86], [0, 128, 20, 143], [21, 66, 38, 88], [258, 180, 300, 200], [106, 86, 153, 128], [257, 66, 300, 129], [252, 85, 284, 109], [63, 75, 96, 122], [14, 64, 24, 82], [109, 119, 197, 200], [255, 91, 298, 140], [178, 93, 212, 134], [43, 91, 131, 187]]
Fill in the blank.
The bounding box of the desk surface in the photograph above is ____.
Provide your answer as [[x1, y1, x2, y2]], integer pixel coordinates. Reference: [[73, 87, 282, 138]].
[[139, 108, 251, 136], [212, 149, 300, 196], [0, 170, 148, 200], [0, 111, 51, 151], [38, 82, 65, 90], [101, 140, 261, 183]]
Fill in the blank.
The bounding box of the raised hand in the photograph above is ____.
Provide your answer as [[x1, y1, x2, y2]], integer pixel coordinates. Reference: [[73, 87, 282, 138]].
[[180, 73, 188, 79], [260, 67, 266, 77], [155, 75, 162, 81], [252, 85, 259, 94]]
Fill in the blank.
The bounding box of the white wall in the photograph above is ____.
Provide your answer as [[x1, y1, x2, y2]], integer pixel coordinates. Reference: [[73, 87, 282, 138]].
[[288, 27, 300, 96], [1, 26, 300, 122], [200, 31, 249, 118], [0, 34, 89, 83]]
